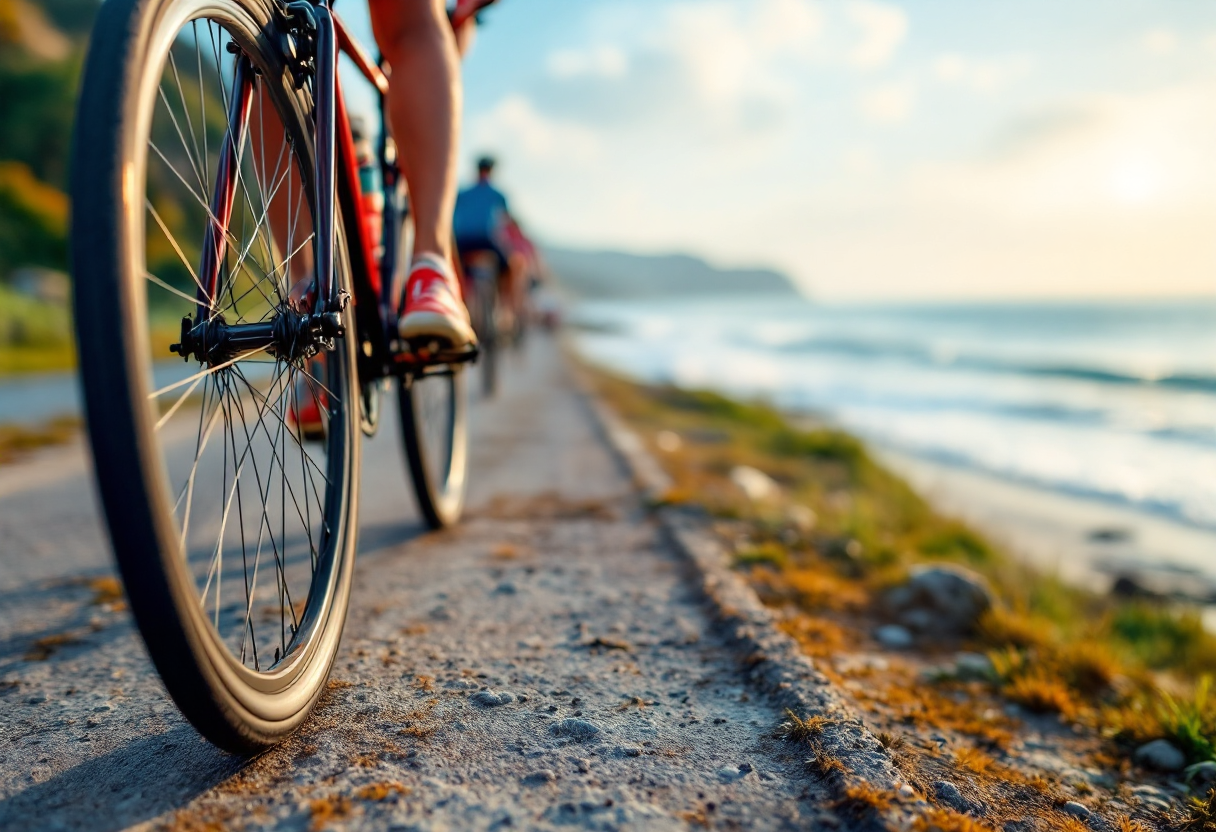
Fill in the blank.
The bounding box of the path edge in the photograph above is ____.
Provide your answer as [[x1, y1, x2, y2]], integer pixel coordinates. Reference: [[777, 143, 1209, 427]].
[[570, 363, 922, 811]]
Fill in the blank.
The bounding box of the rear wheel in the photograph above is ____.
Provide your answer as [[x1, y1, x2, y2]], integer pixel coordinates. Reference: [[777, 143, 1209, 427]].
[[71, 0, 359, 752], [398, 368, 468, 528], [471, 268, 499, 397]]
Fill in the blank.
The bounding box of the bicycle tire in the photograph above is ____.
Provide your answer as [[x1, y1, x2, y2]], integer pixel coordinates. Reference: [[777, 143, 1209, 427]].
[[397, 366, 468, 529], [477, 273, 499, 397], [72, 0, 360, 752]]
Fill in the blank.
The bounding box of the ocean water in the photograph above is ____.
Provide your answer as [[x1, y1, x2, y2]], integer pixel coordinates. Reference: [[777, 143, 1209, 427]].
[[571, 296, 1216, 533]]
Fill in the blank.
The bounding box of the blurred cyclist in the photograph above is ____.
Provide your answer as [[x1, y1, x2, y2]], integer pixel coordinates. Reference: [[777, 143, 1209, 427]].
[[454, 156, 511, 269], [454, 156, 537, 333]]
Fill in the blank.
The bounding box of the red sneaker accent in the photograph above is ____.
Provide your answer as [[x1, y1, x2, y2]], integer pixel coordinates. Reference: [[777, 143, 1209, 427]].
[[288, 360, 327, 441], [398, 256, 476, 347]]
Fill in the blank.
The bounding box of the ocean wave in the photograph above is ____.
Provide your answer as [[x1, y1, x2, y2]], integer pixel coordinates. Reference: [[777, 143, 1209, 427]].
[[872, 439, 1216, 533], [772, 335, 1216, 392]]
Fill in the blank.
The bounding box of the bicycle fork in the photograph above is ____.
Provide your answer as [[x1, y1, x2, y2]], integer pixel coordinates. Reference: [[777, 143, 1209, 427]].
[[171, 1, 345, 367]]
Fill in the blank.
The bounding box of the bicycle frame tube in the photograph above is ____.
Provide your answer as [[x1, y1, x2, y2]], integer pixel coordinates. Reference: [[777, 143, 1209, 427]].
[[197, 55, 254, 321], [313, 3, 338, 311]]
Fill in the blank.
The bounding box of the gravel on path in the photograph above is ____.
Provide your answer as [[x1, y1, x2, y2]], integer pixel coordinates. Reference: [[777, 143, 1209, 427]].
[[0, 340, 835, 831]]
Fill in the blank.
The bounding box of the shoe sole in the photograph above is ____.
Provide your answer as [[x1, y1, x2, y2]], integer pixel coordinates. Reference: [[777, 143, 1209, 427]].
[[398, 311, 477, 348]]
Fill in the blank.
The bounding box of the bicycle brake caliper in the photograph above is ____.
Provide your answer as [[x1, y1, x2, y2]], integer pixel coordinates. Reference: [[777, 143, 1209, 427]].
[[281, 2, 318, 90]]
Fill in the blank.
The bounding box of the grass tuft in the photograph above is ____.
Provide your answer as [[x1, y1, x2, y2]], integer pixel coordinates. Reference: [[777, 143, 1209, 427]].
[[780, 709, 836, 742], [356, 782, 409, 801], [837, 782, 895, 815], [308, 796, 352, 830], [913, 808, 996, 832], [1179, 789, 1216, 831]]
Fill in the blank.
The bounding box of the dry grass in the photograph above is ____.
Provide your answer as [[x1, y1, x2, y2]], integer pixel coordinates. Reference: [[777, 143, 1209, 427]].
[[914, 808, 997, 832], [952, 747, 996, 775], [677, 808, 711, 827], [779, 615, 853, 658], [779, 709, 837, 742], [806, 744, 849, 776], [1180, 789, 1216, 831], [876, 731, 906, 750], [589, 367, 1204, 828], [24, 631, 78, 661], [356, 782, 409, 801], [309, 795, 353, 830], [1004, 672, 1078, 716], [837, 782, 895, 815], [585, 636, 632, 651], [490, 542, 520, 559], [86, 576, 124, 606]]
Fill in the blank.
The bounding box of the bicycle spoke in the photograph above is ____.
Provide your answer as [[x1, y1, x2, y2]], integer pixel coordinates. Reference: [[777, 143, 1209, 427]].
[[131, 11, 347, 679]]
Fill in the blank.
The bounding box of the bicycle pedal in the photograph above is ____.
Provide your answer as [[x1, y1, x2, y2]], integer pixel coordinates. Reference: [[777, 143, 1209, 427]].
[[390, 339, 479, 372]]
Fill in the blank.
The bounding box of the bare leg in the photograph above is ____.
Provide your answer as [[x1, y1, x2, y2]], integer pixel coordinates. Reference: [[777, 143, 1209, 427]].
[[369, 0, 460, 262]]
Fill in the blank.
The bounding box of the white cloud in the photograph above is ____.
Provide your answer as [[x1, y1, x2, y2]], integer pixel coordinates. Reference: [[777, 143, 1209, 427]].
[[843, 147, 879, 176], [466, 95, 601, 164], [660, 0, 823, 111], [846, 1, 908, 69], [934, 53, 1034, 93], [1143, 28, 1178, 55], [858, 82, 915, 123], [907, 84, 1216, 219], [547, 46, 628, 79]]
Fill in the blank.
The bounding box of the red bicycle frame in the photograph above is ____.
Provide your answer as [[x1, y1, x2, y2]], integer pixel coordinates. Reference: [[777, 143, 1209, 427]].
[[186, 0, 497, 376]]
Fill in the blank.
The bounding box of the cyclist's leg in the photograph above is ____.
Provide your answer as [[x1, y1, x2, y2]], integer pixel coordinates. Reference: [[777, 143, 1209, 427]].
[[369, 0, 459, 262]]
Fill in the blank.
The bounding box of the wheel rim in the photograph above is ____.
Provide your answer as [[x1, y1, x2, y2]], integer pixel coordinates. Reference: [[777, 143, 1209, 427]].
[[122, 0, 355, 712], [404, 367, 467, 523]]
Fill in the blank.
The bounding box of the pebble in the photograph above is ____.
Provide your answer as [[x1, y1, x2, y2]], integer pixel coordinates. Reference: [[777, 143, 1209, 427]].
[[551, 718, 601, 739], [1131, 784, 1174, 811], [875, 624, 914, 649], [494, 582, 517, 595], [470, 690, 514, 707], [1134, 738, 1186, 772], [954, 652, 995, 681], [1060, 801, 1090, 819], [523, 769, 556, 785], [883, 564, 994, 635], [932, 781, 973, 814], [730, 466, 779, 502]]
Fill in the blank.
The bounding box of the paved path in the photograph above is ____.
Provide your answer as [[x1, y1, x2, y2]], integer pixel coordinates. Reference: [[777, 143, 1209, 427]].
[[0, 339, 829, 831]]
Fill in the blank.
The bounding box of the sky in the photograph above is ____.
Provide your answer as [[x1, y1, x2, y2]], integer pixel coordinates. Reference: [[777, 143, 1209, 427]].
[[340, 0, 1216, 301]]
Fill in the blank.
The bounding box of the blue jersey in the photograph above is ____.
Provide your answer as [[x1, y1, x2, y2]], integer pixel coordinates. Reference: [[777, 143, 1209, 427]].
[[453, 180, 509, 242]]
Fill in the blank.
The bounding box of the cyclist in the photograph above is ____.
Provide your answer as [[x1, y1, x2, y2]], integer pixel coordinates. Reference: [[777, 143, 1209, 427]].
[[454, 156, 511, 267], [370, 0, 482, 349]]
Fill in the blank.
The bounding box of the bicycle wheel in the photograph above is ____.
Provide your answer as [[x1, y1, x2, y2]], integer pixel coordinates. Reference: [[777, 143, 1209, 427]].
[[398, 367, 468, 529], [475, 270, 499, 397], [72, 0, 360, 752]]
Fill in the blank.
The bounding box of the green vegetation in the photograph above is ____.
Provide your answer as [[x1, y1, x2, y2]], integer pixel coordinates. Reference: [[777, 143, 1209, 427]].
[[0, 0, 92, 373], [0, 281, 75, 373], [0, 415, 80, 463], [592, 371, 1216, 771]]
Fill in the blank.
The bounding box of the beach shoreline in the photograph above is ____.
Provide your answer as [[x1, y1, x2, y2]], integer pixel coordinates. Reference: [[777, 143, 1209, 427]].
[[879, 447, 1216, 611]]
